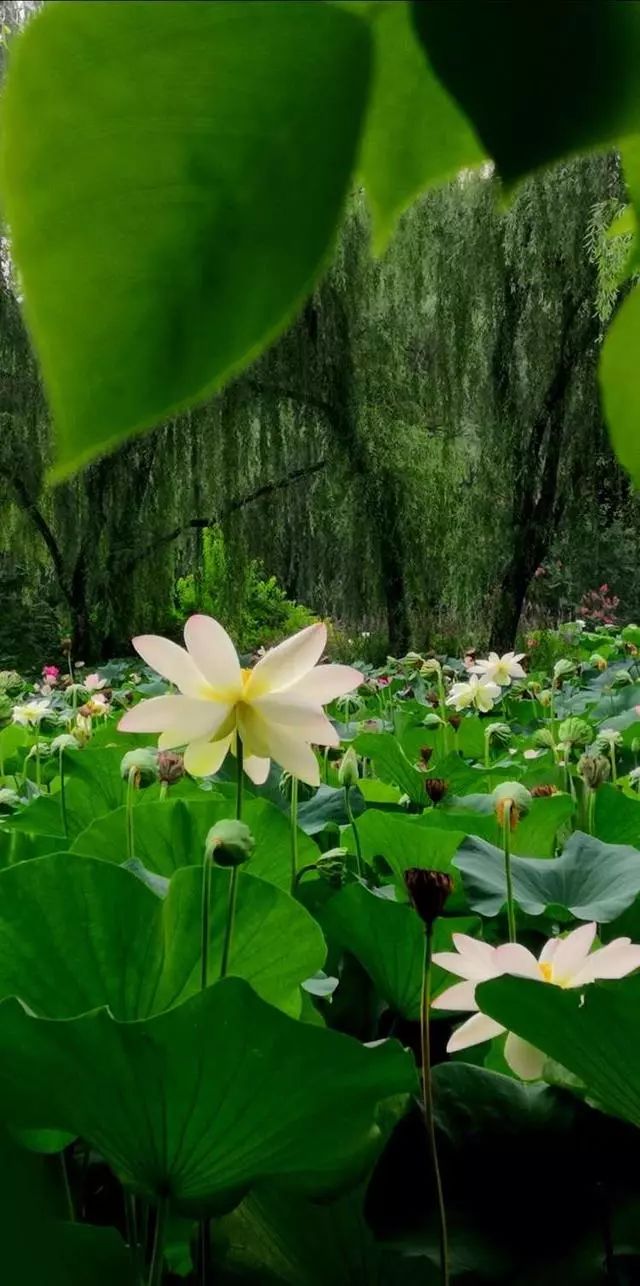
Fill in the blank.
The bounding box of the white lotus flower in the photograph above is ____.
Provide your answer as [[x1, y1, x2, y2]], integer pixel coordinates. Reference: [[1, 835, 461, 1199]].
[[433, 923, 640, 1080], [446, 673, 500, 713], [471, 651, 526, 686], [118, 615, 361, 786], [12, 698, 51, 727]]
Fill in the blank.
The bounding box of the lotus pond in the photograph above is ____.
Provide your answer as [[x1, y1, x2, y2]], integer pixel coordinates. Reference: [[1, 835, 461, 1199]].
[[3, 616, 640, 1284]]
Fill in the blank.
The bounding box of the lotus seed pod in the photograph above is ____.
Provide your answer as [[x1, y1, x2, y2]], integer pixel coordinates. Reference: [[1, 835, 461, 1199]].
[[205, 818, 255, 868]]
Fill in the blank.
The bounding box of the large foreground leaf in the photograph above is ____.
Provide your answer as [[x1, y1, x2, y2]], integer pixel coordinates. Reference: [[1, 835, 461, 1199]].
[[321, 882, 479, 1019], [454, 830, 640, 922], [218, 1183, 427, 1285], [0, 853, 324, 1018], [359, 1, 483, 253], [1, 1, 371, 477], [0, 978, 416, 1214], [411, 1, 640, 185], [480, 974, 640, 1129], [70, 796, 315, 889]]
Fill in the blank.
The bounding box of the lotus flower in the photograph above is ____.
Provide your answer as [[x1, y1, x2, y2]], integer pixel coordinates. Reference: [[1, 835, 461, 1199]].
[[471, 651, 526, 686], [42, 665, 60, 684], [118, 616, 362, 786], [446, 673, 500, 713], [12, 698, 51, 727], [432, 923, 640, 1080], [84, 672, 107, 692]]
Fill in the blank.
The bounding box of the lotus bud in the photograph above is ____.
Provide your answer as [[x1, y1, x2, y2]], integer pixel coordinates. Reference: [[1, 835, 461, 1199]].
[[485, 722, 511, 745], [492, 781, 532, 829], [339, 747, 359, 790], [0, 670, 23, 693], [423, 712, 444, 729], [589, 652, 608, 672], [448, 715, 462, 731], [612, 670, 633, 688], [51, 733, 80, 754], [596, 727, 623, 750], [205, 819, 255, 868], [120, 747, 159, 785], [60, 637, 72, 655], [425, 777, 449, 805], [404, 868, 453, 927], [419, 745, 433, 767], [538, 689, 553, 708], [157, 750, 185, 785], [533, 727, 555, 749], [577, 753, 610, 789], [558, 717, 592, 748], [402, 652, 424, 670], [420, 658, 442, 676], [553, 659, 576, 682], [74, 714, 92, 745], [530, 784, 560, 798]]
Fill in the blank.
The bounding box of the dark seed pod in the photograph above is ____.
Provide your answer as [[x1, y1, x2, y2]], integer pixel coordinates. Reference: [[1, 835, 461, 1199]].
[[404, 868, 453, 927], [425, 777, 449, 804]]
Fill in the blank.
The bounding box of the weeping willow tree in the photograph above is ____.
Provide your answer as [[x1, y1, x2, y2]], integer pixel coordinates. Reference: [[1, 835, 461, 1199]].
[[0, 141, 635, 663]]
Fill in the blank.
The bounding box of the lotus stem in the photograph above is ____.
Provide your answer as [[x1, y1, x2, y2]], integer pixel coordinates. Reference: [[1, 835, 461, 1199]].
[[345, 785, 363, 878], [420, 927, 450, 1286], [200, 855, 213, 991], [126, 767, 137, 861], [502, 800, 517, 943], [220, 866, 239, 979], [147, 1197, 168, 1286]]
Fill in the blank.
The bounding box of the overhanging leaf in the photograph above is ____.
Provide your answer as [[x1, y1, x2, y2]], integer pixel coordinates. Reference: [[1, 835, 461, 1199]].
[[411, 1, 640, 186], [480, 974, 640, 1129], [1, 0, 372, 477], [0, 978, 417, 1214], [359, 0, 483, 253], [454, 830, 640, 922]]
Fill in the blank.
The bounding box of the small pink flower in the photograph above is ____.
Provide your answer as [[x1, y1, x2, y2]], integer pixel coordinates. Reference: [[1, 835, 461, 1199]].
[[376, 676, 391, 688], [42, 665, 60, 684], [84, 672, 107, 692]]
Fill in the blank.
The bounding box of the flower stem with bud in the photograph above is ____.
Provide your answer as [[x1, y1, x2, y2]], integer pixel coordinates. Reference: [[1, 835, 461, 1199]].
[[404, 868, 453, 1286], [420, 927, 449, 1286]]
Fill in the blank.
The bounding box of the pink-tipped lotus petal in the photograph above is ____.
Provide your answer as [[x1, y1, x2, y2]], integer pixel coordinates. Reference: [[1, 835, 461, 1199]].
[[431, 980, 478, 1012], [494, 943, 541, 980], [446, 1012, 505, 1053], [571, 939, 640, 985], [551, 922, 598, 982]]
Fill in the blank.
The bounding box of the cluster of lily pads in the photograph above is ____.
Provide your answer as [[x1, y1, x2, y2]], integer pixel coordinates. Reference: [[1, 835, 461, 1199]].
[[2, 614, 640, 1284]]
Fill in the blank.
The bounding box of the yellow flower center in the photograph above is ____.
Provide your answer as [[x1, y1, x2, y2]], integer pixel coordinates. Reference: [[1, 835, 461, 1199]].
[[538, 961, 553, 983]]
